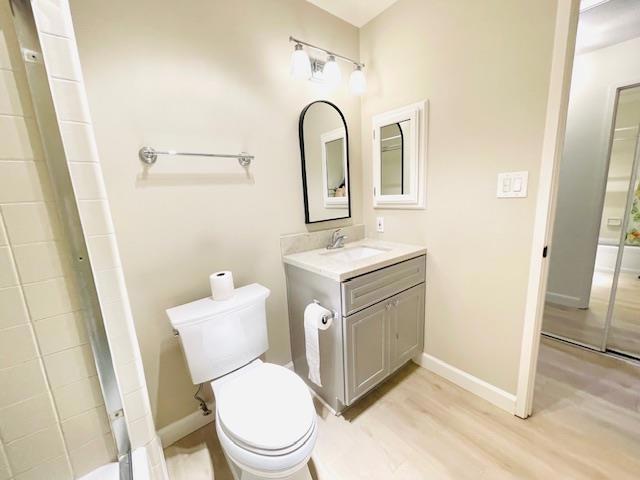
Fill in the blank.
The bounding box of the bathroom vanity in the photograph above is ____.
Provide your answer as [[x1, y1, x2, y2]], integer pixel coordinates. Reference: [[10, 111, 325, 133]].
[[284, 240, 426, 413]]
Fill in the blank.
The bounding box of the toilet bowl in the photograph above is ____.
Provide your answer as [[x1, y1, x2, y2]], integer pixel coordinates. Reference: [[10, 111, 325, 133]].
[[166, 284, 317, 480], [213, 361, 317, 478], [213, 361, 317, 479]]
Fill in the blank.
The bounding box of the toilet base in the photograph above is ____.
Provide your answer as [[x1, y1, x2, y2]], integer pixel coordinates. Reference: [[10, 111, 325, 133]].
[[223, 450, 312, 480]]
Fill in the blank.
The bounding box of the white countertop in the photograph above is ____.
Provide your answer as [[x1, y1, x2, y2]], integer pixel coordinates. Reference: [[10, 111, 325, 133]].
[[282, 238, 427, 281]]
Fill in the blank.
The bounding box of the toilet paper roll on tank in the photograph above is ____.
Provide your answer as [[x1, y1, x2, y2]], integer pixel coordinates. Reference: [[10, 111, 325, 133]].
[[210, 271, 235, 301]]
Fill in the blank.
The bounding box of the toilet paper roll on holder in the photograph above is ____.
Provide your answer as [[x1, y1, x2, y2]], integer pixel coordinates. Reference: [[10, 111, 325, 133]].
[[313, 299, 335, 326]]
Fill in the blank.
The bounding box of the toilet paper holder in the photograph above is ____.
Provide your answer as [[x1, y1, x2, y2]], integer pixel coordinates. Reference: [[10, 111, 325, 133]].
[[312, 299, 335, 325]]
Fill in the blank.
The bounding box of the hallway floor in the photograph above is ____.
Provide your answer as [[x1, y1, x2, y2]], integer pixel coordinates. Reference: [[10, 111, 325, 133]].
[[543, 270, 640, 355], [164, 338, 640, 479]]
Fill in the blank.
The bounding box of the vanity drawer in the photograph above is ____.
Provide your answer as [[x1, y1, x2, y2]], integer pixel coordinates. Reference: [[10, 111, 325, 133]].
[[341, 255, 425, 316]]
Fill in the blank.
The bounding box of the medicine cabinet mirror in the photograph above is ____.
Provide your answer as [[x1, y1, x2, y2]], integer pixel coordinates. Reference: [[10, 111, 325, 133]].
[[373, 101, 427, 208], [299, 100, 351, 223]]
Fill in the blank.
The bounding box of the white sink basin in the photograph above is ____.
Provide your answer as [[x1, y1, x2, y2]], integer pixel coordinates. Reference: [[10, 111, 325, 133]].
[[322, 245, 387, 262], [283, 238, 427, 281]]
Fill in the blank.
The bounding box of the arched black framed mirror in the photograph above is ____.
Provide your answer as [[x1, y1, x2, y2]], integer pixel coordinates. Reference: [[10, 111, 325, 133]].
[[299, 100, 351, 224]]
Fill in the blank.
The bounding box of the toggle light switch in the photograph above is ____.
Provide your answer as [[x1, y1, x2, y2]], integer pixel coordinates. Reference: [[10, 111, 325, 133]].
[[513, 177, 523, 192], [502, 177, 512, 193], [497, 171, 528, 198]]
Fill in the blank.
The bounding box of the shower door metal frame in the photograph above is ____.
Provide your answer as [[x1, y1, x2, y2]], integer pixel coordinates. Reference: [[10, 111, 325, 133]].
[[9, 1, 132, 477]]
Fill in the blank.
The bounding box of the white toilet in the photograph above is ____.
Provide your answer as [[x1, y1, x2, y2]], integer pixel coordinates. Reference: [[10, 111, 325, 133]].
[[167, 283, 317, 480]]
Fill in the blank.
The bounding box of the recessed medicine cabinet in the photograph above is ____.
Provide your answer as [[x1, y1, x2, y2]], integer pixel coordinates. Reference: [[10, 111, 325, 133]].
[[372, 101, 427, 209]]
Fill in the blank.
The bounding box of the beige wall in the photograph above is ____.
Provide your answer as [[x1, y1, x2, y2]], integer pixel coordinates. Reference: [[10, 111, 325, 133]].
[[359, 0, 557, 394], [68, 0, 361, 428], [0, 2, 115, 477], [66, 0, 560, 428]]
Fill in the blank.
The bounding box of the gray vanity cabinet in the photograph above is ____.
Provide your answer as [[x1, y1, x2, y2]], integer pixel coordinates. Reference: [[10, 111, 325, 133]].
[[285, 254, 426, 413], [344, 282, 425, 404], [390, 284, 425, 371], [345, 300, 390, 403]]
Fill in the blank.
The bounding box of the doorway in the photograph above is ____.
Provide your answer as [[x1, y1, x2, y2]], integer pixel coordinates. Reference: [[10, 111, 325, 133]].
[[543, 83, 640, 360], [542, 0, 640, 361]]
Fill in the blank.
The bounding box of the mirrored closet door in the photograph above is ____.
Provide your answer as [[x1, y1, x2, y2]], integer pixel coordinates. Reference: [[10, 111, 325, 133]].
[[543, 83, 640, 360], [606, 85, 640, 357]]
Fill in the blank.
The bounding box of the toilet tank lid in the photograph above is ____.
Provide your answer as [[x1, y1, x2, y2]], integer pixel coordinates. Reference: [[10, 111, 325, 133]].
[[166, 283, 270, 329]]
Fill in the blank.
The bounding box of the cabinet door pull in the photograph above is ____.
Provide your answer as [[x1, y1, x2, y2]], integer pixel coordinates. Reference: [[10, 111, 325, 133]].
[[393, 299, 399, 307], [385, 302, 392, 310]]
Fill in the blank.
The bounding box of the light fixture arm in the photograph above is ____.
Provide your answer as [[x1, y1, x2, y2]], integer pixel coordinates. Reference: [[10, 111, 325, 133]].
[[289, 36, 364, 68]]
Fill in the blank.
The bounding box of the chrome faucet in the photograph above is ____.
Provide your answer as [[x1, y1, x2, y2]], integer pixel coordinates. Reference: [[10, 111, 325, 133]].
[[327, 229, 347, 249]]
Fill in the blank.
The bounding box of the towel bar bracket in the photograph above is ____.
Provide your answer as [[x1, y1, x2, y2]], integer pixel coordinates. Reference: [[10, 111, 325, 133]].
[[139, 146, 159, 165]]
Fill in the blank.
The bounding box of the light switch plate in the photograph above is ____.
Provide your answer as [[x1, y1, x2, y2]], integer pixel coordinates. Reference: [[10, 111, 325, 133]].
[[497, 171, 528, 198], [376, 216, 384, 233]]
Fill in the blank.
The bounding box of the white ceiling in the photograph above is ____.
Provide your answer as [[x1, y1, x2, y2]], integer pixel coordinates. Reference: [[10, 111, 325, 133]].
[[307, 0, 640, 50], [577, 0, 640, 54], [305, 0, 400, 27]]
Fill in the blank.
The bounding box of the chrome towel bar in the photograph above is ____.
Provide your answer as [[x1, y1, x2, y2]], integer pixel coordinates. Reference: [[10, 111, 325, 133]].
[[138, 146, 254, 167]]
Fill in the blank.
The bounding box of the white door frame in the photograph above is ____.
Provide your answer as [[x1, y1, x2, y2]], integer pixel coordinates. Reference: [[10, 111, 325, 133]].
[[515, 0, 581, 419]]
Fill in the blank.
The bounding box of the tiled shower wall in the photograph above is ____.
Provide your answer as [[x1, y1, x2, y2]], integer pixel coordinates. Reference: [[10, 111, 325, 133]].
[[1, 0, 167, 478], [0, 2, 114, 478]]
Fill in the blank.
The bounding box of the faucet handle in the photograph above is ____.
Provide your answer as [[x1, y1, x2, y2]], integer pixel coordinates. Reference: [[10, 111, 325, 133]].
[[327, 228, 347, 249]]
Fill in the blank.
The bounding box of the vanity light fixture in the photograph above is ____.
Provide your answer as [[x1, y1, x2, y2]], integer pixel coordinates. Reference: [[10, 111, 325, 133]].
[[289, 36, 366, 95], [323, 55, 341, 87], [290, 42, 312, 79], [349, 65, 366, 96]]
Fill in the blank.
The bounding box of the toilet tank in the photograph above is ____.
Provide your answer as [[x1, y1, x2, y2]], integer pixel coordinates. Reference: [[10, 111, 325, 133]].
[[166, 283, 270, 384]]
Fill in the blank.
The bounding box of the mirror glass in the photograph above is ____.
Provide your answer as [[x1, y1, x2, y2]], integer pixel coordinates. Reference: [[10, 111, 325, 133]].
[[380, 120, 410, 195], [300, 101, 350, 223], [372, 101, 426, 208]]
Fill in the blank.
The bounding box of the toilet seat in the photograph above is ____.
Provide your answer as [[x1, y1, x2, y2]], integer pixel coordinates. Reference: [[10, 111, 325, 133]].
[[213, 362, 318, 477], [216, 411, 317, 478]]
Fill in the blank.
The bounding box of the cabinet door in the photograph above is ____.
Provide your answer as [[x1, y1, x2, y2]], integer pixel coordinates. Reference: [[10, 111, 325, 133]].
[[390, 284, 425, 371], [344, 300, 390, 404]]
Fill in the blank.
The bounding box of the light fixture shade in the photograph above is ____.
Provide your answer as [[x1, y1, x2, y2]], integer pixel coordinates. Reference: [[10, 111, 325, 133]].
[[323, 55, 341, 87], [290, 44, 311, 80], [350, 66, 366, 95]]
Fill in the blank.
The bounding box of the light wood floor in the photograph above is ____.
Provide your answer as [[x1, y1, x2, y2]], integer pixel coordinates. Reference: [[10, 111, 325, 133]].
[[543, 270, 640, 355], [164, 338, 640, 479]]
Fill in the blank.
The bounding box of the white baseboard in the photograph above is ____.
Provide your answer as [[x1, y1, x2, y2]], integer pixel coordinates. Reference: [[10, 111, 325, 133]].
[[545, 291, 584, 308], [158, 402, 215, 448], [413, 353, 516, 414], [160, 356, 516, 447]]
